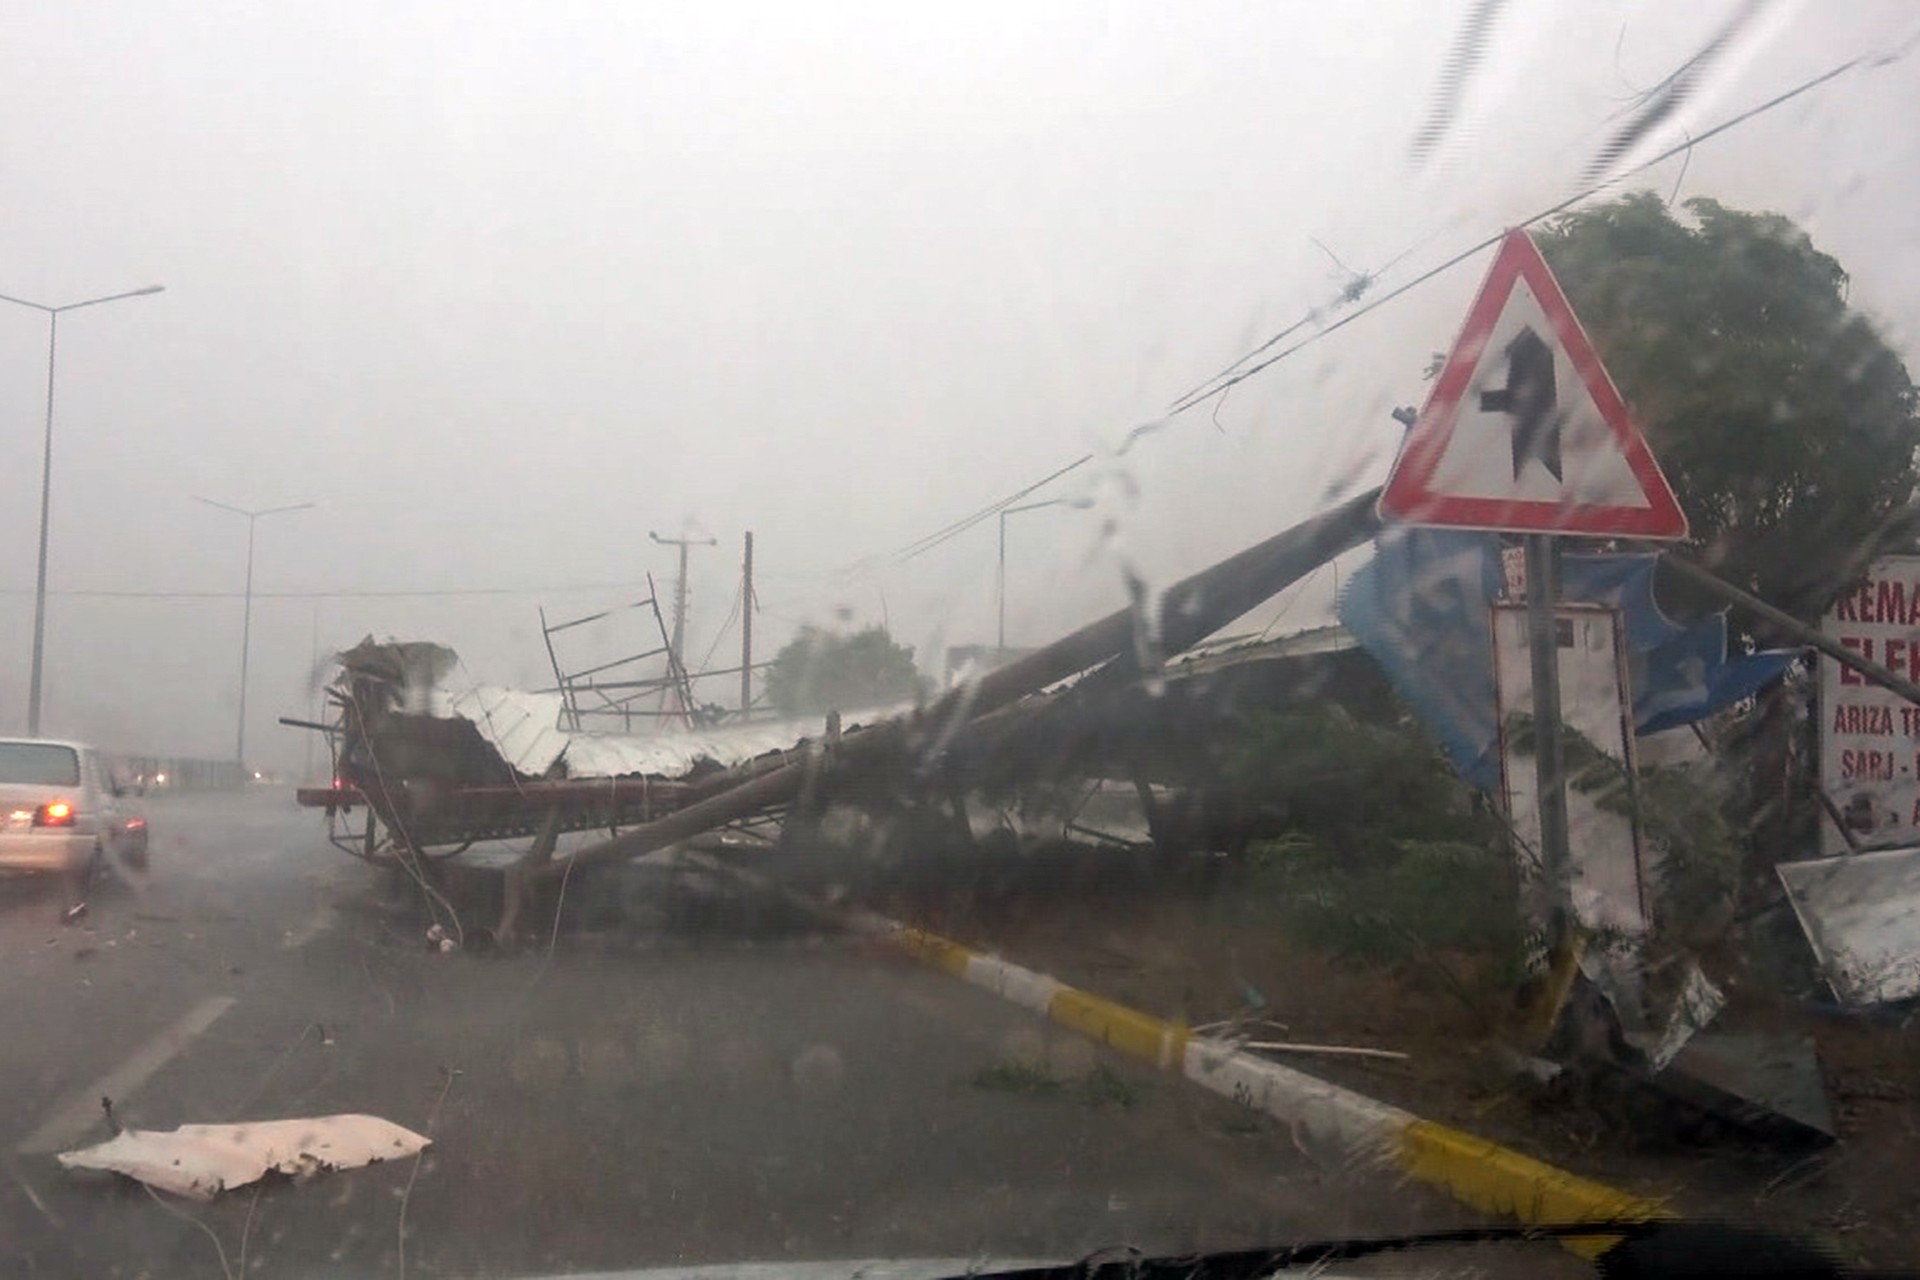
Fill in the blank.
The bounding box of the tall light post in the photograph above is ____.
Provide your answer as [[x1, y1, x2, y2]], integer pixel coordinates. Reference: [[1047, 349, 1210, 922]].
[[0, 284, 165, 734], [196, 498, 315, 768], [997, 497, 1085, 654]]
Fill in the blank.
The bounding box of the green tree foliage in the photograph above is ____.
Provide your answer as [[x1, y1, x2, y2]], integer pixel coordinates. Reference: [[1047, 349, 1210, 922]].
[[765, 625, 925, 718], [1224, 708, 1523, 983], [1221, 706, 1493, 860], [1536, 193, 1920, 624]]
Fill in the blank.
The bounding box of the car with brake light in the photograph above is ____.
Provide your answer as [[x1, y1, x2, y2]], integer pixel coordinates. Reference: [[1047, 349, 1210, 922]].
[[0, 738, 148, 904]]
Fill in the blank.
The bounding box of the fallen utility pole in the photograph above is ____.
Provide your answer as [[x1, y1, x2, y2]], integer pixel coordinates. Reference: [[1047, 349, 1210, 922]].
[[525, 486, 1383, 899], [1661, 553, 1920, 708]]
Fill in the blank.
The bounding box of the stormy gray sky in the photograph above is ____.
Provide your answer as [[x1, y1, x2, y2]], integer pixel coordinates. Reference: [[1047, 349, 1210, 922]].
[[0, 1, 1914, 773]]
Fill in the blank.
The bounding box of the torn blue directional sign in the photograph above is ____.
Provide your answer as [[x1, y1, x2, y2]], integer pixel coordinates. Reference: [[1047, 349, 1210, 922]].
[[1338, 528, 1801, 791]]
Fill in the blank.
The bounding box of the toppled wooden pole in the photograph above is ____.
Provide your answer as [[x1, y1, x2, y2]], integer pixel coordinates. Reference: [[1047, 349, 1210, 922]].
[[535, 486, 1383, 888]]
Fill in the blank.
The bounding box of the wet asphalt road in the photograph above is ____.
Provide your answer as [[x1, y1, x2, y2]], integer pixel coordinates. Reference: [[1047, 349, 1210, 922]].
[[0, 789, 1573, 1279]]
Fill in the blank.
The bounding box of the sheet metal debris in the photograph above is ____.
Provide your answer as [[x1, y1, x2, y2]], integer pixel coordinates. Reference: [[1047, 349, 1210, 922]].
[[1651, 1033, 1835, 1147], [57, 1114, 430, 1200], [1641, 961, 1727, 1073], [1776, 845, 1920, 1006]]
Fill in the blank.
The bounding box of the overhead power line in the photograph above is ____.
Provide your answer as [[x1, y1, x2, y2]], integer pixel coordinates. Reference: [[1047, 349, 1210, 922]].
[[0, 579, 652, 601], [1166, 47, 1879, 418], [889, 452, 1098, 564], [876, 34, 1908, 572]]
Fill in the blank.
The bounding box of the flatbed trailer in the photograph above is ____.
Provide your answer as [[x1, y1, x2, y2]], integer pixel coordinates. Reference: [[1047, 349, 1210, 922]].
[[296, 777, 698, 864]]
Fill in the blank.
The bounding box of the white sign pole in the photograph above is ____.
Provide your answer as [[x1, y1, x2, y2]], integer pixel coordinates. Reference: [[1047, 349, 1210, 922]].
[[1523, 535, 1574, 940]]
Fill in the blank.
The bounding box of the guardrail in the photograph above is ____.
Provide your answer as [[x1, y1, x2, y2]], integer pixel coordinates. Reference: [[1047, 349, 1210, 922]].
[[118, 756, 247, 792]]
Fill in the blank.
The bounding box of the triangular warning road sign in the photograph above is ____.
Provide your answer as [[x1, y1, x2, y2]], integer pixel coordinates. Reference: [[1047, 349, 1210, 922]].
[[1379, 228, 1688, 539]]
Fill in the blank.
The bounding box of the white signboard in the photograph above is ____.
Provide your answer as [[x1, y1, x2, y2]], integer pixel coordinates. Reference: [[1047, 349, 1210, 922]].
[[1820, 554, 1920, 854], [1492, 604, 1650, 942]]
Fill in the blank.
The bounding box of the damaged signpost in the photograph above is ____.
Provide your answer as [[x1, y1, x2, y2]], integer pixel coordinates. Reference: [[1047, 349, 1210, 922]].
[[1379, 227, 1690, 1042]]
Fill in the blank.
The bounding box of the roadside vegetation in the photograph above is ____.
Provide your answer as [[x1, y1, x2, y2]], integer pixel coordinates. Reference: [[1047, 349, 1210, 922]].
[[765, 625, 927, 719], [1210, 703, 1751, 1020], [1218, 707, 1521, 994]]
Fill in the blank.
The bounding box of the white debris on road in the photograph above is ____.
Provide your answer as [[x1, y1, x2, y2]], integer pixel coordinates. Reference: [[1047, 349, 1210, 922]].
[[57, 1114, 430, 1200]]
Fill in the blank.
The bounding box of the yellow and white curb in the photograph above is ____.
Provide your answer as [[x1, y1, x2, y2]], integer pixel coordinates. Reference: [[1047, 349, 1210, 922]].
[[685, 854, 1667, 1258]]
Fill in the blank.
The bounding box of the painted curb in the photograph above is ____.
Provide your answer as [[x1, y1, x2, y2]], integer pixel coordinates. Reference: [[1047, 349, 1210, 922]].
[[683, 854, 1667, 1257]]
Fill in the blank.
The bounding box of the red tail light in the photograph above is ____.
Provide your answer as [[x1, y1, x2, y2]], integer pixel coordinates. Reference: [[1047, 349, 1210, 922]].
[[35, 800, 75, 827]]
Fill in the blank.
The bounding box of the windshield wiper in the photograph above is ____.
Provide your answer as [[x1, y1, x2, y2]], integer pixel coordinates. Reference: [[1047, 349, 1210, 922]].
[[938, 1219, 1900, 1280]]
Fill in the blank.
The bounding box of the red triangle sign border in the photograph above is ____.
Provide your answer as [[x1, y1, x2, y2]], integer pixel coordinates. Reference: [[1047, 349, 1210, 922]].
[[1379, 227, 1689, 540]]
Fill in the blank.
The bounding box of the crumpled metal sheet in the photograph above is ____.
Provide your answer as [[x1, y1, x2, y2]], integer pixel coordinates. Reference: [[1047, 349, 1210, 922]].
[[1652, 1033, 1835, 1146], [1641, 960, 1726, 1073], [338, 638, 459, 715], [1777, 845, 1920, 1006], [58, 1115, 430, 1200]]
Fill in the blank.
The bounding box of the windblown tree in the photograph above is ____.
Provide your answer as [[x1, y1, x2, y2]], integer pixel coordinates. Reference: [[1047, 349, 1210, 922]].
[[1537, 192, 1920, 628], [765, 625, 925, 718]]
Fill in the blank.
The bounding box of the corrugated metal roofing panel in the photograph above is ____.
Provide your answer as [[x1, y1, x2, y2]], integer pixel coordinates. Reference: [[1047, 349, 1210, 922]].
[[446, 685, 572, 777], [343, 638, 912, 783], [559, 720, 815, 779]]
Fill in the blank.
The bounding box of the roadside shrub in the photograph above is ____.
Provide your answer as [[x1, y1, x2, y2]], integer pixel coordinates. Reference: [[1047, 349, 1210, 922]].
[[1219, 706, 1491, 862], [1224, 707, 1524, 991], [1245, 831, 1523, 974]]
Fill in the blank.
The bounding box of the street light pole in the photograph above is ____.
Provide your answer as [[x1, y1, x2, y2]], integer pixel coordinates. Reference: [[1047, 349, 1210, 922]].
[[30, 311, 59, 735], [996, 498, 1082, 655], [196, 498, 315, 768], [0, 284, 165, 734]]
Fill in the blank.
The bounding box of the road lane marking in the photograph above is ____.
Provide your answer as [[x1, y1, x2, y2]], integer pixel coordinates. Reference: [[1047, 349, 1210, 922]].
[[280, 903, 336, 949], [14, 995, 237, 1155]]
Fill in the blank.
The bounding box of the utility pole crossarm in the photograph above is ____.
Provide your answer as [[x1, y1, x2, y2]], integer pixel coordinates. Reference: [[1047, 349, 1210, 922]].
[[0, 285, 165, 314]]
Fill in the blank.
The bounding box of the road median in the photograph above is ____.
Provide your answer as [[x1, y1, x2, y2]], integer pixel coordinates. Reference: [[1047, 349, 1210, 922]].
[[908, 912, 1667, 1258], [690, 853, 1667, 1257]]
